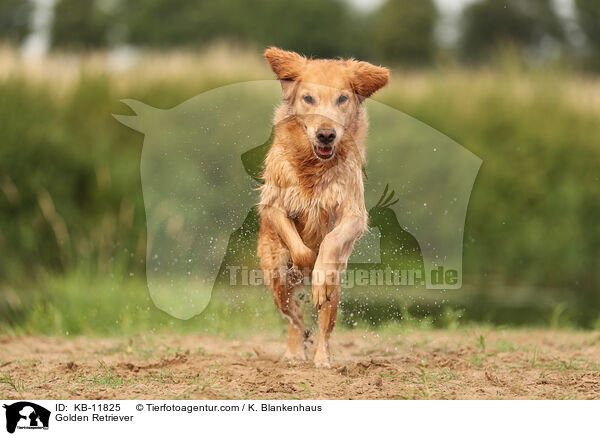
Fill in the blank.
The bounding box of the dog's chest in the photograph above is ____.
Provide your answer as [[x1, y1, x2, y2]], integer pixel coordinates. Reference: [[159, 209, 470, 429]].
[[285, 173, 349, 247]]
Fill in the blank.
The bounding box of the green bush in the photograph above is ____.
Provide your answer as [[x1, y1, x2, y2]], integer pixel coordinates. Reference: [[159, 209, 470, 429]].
[[1, 57, 599, 330], [378, 69, 600, 323]]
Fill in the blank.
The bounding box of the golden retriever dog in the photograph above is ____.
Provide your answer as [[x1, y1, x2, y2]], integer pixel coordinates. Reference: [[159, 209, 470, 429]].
[[258, 47, 389, 367]]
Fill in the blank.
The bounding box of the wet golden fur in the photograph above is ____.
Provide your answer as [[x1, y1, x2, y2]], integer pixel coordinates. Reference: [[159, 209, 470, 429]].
[[257, 47, 389, 367]]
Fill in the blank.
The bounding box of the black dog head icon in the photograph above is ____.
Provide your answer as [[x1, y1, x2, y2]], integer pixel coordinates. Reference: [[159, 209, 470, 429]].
[[3, 402, 50, 434]]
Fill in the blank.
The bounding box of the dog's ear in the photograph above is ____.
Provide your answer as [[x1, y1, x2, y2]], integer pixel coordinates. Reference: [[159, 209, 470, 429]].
[[350, 61, 389, 101], [264, 47, 306, 98], [264, 47, 306, 81]]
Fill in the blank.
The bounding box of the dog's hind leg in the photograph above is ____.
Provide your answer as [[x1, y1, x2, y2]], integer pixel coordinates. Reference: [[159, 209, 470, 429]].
[[273, 278, 307, 361], [258, 222, 307, 361]]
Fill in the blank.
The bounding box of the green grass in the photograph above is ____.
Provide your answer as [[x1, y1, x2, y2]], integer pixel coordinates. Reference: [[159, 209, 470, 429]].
[[3, 262, 600, 337], [88, 361, 127, 388], [0, 267, 285, 337], [0, 373, 26, 399]]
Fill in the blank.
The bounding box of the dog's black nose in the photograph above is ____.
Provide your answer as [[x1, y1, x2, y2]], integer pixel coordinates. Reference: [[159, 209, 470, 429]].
[[316, 128, 336, 144]]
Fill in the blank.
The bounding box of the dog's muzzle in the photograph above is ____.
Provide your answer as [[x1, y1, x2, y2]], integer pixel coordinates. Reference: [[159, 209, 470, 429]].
[[314, 128, 336, 159]]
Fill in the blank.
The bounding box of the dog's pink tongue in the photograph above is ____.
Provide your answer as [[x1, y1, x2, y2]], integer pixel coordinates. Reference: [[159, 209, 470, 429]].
[[317, 146, 332, 155]]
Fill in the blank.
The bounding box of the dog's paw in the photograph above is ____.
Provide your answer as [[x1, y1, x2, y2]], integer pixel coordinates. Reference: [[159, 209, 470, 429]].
[[285, 265, 304, 287], [311, 281, 327, 310], [314, 358, 331, 368], [313, 347, 331, 368], [283, 347, 307, 362], [311, 267, 339, 309]]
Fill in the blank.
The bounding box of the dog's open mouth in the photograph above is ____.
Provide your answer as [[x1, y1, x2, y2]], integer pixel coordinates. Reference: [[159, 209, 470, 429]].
[[313, 144, 335, 159]]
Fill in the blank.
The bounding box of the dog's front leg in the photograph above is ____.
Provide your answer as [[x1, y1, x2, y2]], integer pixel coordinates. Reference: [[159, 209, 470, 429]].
[[312, 214, 365, 367], [262, 205, 316, 270]]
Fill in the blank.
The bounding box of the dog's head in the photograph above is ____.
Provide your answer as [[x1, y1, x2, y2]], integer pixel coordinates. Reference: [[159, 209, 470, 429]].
[[265, 47, 389, 160]]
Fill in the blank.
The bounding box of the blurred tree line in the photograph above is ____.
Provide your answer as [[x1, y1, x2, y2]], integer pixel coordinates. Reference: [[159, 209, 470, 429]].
[[1, 0, 600, 327], [0, 0, 33, 43], [1, 0, 600, 69]]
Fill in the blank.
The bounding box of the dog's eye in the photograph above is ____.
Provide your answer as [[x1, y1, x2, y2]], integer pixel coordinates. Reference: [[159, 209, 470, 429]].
[[303, 95, 314, 104], [337, 95, 348, 105]]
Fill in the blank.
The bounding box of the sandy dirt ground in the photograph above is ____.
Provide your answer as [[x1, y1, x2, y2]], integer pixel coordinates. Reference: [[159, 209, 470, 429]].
[[1, 329, 600, 400]]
